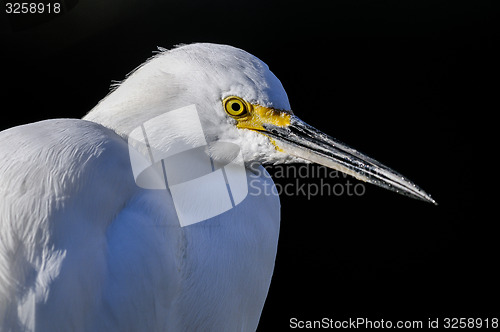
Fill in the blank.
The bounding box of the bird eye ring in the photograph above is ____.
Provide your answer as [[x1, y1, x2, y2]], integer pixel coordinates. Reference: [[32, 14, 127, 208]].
[[224, 97, 248, 117]]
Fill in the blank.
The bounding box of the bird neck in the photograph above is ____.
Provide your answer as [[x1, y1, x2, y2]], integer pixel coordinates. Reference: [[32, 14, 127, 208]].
[[83, 56, 189, 139]]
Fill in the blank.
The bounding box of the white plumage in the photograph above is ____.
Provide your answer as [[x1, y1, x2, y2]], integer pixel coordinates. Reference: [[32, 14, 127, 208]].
[[0, 117, 280, 331], [0, 43, 434, 332]]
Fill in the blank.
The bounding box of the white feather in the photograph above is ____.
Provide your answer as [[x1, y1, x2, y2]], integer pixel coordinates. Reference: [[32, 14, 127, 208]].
[[1, 43, 287, 331]]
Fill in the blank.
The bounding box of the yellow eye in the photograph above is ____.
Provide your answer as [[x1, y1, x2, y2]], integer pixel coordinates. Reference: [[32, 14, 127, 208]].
[[224, 97, 248, 117]]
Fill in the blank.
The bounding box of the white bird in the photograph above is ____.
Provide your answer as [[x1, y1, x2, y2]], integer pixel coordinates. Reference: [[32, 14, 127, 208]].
[[0, 43, 434, 332]]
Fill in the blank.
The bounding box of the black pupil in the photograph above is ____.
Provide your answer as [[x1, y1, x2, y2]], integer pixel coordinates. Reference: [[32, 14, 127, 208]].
[[232, 103, 241, 112]]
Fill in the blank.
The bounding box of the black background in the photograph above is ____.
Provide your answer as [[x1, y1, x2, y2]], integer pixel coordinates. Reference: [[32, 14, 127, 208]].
[[1, 0, 498, 329]]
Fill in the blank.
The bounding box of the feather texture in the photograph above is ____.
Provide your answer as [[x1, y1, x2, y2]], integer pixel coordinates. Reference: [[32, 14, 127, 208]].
[[0, 119, 280, 331], [1, 43, 289, 331]]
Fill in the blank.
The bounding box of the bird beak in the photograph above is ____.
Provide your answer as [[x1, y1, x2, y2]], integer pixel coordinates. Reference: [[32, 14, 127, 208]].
[[261, 115, 436, 204]]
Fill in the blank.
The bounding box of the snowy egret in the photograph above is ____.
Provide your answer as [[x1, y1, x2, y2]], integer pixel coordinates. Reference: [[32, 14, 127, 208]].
[[0, 43, 434, 331]]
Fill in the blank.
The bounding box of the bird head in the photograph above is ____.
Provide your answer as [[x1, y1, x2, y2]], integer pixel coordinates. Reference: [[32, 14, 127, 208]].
[[85, 43, 435, 204]]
